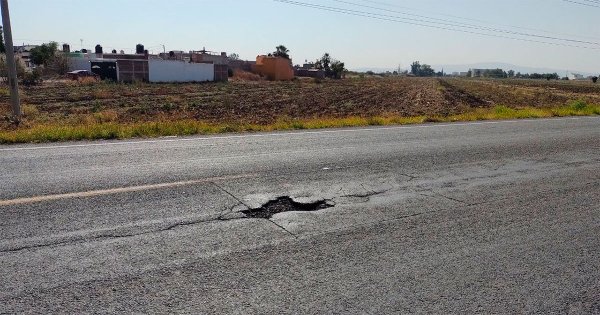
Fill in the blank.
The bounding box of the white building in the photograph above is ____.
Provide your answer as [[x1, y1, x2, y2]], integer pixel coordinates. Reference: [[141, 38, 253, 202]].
[[567, 73, 585, 80]]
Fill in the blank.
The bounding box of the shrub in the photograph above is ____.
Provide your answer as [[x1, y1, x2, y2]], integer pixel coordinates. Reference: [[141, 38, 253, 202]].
[[569, 99, 588, 111], [21, 70, 42, 86]]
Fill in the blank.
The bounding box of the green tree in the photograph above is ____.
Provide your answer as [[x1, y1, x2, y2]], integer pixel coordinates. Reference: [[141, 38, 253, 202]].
[[482, 69, 506, 78], [330, 60, 346, 79], [316, 53, 331, 72], [411, 62, 436, 77], [273, 45, 290, 59], [419, 64, 435, 77], [410, 61, 421, 76], [30, 42, 58, 66], [316, 53, 345, 79], [228, 53, 240, 61]]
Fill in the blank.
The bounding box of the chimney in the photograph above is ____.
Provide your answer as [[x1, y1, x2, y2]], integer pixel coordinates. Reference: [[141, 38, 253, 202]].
[[63, 44, 70, 53]]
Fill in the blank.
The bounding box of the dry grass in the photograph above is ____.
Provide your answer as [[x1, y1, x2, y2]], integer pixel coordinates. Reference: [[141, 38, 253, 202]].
[[0, 103, 598, 144], [232, 69, 262, 81]]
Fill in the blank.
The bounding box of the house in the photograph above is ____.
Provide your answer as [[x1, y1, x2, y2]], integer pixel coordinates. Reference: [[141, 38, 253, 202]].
[[294, 63, 325, 79], [14, 44, 38, 70], [451, 72, 469, 77], [253, 55, 294, 81], [567, 73, 585, 80], [67, 43, 227, 83], [190, 49, 228, 65]]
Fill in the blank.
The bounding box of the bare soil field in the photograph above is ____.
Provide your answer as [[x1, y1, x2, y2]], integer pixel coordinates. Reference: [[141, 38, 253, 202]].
[[0, 77, 598, 142]]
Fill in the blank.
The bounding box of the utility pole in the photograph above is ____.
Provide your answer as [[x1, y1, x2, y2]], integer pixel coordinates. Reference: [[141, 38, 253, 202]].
[[1, 0, 21, 123]]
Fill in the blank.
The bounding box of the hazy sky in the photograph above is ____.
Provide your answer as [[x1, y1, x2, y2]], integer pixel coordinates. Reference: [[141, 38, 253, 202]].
[[7, 0, 600, 72]]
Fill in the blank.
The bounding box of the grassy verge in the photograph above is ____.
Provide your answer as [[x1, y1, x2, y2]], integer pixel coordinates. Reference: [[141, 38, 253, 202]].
[[1, 101, 599, 144]]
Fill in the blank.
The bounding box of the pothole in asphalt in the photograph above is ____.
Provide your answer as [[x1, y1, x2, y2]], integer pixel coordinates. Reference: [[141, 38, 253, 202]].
[[241, 197, 334, 219]]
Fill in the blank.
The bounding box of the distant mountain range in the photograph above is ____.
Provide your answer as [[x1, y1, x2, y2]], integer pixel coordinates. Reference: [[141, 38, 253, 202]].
[[352, 62, 597, 76]]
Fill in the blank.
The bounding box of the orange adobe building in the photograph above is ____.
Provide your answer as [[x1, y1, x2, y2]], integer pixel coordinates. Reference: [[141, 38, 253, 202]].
[[253, 55, 294, 81]]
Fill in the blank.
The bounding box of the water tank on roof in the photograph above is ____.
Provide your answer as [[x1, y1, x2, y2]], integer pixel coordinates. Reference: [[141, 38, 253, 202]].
[[136, 44, 144, 54], [112, 49, 117, 54], [63, 44, 70, 53], [95, 45, 103, 54], [81, 49, 88, 53]]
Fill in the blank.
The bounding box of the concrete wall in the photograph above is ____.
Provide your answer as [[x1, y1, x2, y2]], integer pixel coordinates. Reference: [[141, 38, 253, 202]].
[[295, 68, 325, 79], [254, 56, 294, 81], [148, 59, 214, 83]]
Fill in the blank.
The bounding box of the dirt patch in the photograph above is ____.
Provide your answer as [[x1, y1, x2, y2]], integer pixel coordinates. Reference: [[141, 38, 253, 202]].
[[438, 79, 489, 109]]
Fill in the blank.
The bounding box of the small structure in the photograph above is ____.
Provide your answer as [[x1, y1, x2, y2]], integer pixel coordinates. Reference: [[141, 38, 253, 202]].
[[66, 43, 229, 83], [451, 71, 469, 77], [253, 55, 294, 81], [567, 73, 585, 80], [294, 62, 325, 79], [294, 68, 325, 79], [190, 48, 228, 65], [14, 45, 38, 70], [470, 68, 504, 78], [102, 53, 149, 82], [90, 60, 118, 81]]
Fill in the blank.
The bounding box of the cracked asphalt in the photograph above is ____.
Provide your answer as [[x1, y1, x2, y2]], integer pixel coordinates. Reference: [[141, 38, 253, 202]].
[[1, 117, 599, 314]]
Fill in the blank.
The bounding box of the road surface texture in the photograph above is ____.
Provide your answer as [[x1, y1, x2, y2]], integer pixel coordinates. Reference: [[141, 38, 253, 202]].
[[1, 117, 599, 314]]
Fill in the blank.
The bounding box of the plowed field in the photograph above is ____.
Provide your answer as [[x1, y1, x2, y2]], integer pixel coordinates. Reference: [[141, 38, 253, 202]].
[[1, 77, 599, 129]]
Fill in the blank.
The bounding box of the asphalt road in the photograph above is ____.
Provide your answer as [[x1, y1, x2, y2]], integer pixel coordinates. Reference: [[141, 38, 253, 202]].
[[1, 117, 599, 314]]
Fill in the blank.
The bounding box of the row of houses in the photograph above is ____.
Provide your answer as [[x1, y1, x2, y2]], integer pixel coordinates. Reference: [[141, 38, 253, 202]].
[[12, 41, 326, 83], [65, 44, 228, 83]]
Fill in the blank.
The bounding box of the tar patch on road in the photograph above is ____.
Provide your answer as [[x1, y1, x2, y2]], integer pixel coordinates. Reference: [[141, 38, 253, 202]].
[[242, 197, 334, 219]]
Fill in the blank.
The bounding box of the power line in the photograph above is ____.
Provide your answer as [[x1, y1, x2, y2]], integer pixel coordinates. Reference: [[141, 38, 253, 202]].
[[561, 0, 600, 8], [273, 0, 600, 50], [330, 0, 600, 45], [352, 0, 600, 41]]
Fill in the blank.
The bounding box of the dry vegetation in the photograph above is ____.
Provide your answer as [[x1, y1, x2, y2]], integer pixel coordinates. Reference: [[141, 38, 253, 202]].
[[0, 77, 599, 143]]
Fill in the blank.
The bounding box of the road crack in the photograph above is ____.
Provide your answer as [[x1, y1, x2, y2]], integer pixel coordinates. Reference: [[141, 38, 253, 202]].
[[0, 204, 244, 254]]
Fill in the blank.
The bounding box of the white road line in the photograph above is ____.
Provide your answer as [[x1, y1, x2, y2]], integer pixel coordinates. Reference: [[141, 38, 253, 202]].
[[0, 173, 257, 207], [0, 116, 596, 152]]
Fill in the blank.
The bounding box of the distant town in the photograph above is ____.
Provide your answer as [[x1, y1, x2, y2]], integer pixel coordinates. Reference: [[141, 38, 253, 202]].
[[2, 41, 598, 84]]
